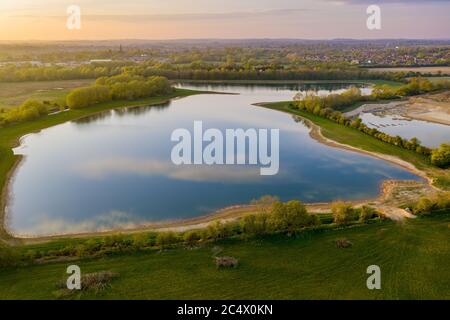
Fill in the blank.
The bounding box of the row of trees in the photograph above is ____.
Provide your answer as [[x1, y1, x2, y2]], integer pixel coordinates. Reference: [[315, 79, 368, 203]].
[[292, 78, 450, 163], [16, 197, 383, 262], [0, 74, 173, 126], [0, 63, 132, 82], [293, 94, 433, 158], [130, 66, 396, 82], [66, 75, 173, 109]]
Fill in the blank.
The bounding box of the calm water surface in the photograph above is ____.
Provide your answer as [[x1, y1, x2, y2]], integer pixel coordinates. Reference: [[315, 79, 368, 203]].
[[360, 113, 450, 148], [8, 83, 420, 236]]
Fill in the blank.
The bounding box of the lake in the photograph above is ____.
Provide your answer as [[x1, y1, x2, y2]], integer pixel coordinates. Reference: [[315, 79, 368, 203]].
[[7, 82, 420, 236], [359, 112, 450, 148]]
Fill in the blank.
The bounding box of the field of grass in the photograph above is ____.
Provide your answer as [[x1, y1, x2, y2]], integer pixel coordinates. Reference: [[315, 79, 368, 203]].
[[366, 66, 450, 75], [0, 88, 203, 241], [263, 101, 450, 190], [0, 213, 448, 299], [0, 79, 95, 109]]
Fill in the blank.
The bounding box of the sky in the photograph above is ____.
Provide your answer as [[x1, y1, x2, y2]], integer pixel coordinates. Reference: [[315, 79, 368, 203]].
[[0, 0, 449, 40]]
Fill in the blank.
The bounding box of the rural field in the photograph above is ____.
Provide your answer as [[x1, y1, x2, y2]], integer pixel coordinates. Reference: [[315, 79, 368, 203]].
[[0, 213, 449, 300], [0, 79, 94, 109]]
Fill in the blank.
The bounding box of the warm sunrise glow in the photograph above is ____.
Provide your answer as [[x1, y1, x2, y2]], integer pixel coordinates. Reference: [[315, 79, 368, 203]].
[[1, 0, 449, 40]]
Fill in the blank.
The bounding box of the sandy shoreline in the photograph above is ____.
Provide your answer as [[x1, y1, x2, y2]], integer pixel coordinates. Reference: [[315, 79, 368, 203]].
[[345, 91, 450, 126], [1, 97, 438, 244]]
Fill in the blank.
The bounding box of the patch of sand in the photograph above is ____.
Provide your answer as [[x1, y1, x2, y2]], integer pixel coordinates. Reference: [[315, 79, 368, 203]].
[[346, 90, 450, 126]]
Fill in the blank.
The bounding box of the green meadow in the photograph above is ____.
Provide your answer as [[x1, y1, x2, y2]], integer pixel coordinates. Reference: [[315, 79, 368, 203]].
[[0, 213, 448, 300]]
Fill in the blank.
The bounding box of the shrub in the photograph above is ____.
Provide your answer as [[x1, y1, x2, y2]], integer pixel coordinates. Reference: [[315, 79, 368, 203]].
[[335, 238, 352, 248], [0, 245, 20, 267], [332, 201, 356, 224], [240, 213, 270, 236], [66, 85, 111, 109], [414, 197, 435, 215], [267, 200, 320, 235], [155, 231, 179, 249], [56, 271, 119, 297], [183, 230, 201, 246], [434, 193, 450, 210], [215, 256, 239, 269], [206, 221, 236, 241], [431, 144, 450, 168], [359, 206, 379, 222], [132, 233, 152, 249]]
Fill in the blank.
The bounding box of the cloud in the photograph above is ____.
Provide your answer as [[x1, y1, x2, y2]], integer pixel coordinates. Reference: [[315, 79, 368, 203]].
[[11, 8, 308, 21], [10, 210, 145, 237], [74, 157, 266, 183]]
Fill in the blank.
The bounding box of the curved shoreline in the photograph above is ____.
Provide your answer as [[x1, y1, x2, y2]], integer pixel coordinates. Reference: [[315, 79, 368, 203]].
[[1, 95, 437, 244]]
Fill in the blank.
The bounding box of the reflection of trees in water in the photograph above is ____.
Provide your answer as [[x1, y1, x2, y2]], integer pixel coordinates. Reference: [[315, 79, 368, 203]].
[[179, 82, 365, 93], [74, 111, 113, 124], [72, 101, 171, 125], [292, 115, 309, 128], [116, 101, 171, 117]]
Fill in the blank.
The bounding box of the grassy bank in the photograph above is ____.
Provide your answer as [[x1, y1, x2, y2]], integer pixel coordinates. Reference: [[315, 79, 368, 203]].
[[0, 213, 448, 299], [0, 88, 203, 241], [263, 101, 450, 190]]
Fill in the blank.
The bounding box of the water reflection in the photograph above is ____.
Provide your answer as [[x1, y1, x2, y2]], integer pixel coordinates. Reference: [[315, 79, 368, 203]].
[[9, 82, 419, 236], [360, 113, 450, 148]]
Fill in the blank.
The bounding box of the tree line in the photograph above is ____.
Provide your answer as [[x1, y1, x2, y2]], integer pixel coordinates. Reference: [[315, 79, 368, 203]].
[[66, 75, 173, 109], [292, 78, 450, 167], [0, 74, 173, 127]]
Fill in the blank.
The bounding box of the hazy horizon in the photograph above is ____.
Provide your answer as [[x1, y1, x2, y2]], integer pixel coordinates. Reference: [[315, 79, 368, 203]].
[[1, 0, 449, 41]]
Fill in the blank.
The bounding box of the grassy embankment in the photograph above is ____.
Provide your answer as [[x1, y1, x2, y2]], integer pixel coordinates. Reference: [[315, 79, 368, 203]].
[[0, 212, 448, 299], [262, 101, 450, 190], [0, 88, 203, 241]]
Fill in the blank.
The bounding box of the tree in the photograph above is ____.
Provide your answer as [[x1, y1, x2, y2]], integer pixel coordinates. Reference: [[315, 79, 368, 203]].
[[183, 230, 201, 246], [414, 197, 434, 215], [431, 144, 450, 168], [240, 213, 270, 236], [269, 200, 317, 235], [332, 201, 356, 224], [0, 244, 20, 267], [155, 231, 179, 249], [359, 206, 378, 222], [250, 195, 279, 214]]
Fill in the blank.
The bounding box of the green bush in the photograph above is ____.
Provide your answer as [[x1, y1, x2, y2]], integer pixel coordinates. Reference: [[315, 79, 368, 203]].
[[269, 200, 320, 235], [414, 197, 435, 216], [0, 245, 20, 268], [183, 230, 201, 246], [156, 231, 179, 248], [359, 206, 379, 222], [332, 201, 356, 224], [240, 213, 270, 236], [431, 144, 450, 168]]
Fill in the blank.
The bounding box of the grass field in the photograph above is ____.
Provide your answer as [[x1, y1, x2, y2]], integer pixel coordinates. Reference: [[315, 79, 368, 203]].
[[0, 213, 448, 299], [263, 101, 450, 190], [0, 88, 203, 241], [0, 79, 95, 109]]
